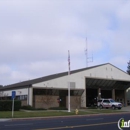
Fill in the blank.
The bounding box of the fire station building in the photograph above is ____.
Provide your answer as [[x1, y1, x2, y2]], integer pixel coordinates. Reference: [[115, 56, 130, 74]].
[[0, 63, 130, 109]]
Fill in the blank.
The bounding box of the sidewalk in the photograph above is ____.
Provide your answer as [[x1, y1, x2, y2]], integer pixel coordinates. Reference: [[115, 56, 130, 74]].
[[121, 106, 130, 111], [0, 119, 11, 122]]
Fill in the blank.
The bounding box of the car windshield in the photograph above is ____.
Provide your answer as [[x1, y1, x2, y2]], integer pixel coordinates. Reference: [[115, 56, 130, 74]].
[[110, 99, 115, 102]]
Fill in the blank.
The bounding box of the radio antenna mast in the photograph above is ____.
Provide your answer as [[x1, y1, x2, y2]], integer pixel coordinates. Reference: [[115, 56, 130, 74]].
[[85, 37, 93, 67], [85, 38, 88, 67]]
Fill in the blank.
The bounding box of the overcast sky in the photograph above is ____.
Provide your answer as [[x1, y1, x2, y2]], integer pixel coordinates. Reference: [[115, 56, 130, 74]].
[[0, 0, 130, 85]]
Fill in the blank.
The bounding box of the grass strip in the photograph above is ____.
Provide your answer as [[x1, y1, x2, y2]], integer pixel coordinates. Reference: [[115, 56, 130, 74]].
[[0, 109, 125, 118]]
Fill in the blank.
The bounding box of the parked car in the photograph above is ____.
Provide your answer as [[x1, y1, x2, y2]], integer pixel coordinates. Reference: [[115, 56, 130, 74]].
[[97, 98, 122, 109]]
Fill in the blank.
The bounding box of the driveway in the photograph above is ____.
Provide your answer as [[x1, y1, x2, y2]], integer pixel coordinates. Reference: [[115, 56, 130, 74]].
[[121, 106, 130, 111]]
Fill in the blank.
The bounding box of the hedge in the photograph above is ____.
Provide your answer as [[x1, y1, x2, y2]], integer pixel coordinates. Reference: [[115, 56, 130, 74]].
[[0, 100, 21, 111], [49, 107, 68, 110], [21, 105, 47, 110]]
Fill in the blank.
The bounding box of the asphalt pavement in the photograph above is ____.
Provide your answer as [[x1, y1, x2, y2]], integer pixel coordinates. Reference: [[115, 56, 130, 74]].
[[0, 112, 130, 130], [0, 106, 130, 130]]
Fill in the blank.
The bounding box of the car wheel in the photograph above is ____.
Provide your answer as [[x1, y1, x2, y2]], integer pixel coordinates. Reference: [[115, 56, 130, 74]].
[[112, 105, 115, 110]]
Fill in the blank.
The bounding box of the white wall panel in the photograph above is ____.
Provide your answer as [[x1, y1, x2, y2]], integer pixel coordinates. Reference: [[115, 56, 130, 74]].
[[0, 88, 28, 97], [33, 64, 130, 89]]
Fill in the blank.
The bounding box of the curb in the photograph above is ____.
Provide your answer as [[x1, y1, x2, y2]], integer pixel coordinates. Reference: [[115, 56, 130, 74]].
[[10, 111, 130, 121]]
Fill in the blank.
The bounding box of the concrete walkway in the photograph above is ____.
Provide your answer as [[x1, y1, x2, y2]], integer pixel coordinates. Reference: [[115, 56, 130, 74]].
[[121, 106, 130, 111], [0, 119, 11, 122]]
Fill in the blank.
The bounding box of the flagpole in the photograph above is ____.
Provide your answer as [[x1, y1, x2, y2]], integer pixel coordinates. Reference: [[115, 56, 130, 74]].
[[68, 50, 71, 112]]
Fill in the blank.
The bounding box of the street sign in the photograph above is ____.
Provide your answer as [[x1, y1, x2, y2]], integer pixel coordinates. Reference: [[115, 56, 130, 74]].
[[12, 91, 16, 99]]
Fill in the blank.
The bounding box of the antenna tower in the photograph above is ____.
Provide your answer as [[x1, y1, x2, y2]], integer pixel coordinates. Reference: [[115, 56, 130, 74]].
[[85, 37, 93, 67]]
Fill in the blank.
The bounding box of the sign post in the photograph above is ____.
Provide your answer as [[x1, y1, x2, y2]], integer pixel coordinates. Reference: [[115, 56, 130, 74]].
[[12, 91, 16, 118]]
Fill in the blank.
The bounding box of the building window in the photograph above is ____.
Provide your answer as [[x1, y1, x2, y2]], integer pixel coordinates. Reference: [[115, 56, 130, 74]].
[[16, 95, 27, 100]]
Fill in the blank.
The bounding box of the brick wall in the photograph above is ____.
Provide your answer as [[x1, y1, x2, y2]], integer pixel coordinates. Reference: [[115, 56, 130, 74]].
[[34, 95, 59, 109]]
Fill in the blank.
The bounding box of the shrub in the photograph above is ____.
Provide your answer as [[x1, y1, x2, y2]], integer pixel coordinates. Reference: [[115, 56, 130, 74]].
[[21, 105, 35, 110], [21, 105, 46, 110], [87, 106, 97, 109], [49, 107, 68, 110], [0, 100, 21, 111], [35, 108, 47, 110]]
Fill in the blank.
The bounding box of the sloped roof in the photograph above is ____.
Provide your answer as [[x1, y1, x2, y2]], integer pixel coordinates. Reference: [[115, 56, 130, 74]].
[[0, 63, 129, 90]]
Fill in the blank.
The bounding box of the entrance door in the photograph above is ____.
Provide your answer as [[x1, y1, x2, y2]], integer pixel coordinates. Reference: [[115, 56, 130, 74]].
[[86, 88, 98, 107], [59, 90, 67, 107]]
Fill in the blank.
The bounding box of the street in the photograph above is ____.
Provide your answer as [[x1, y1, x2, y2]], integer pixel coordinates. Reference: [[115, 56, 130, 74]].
[[0, 113, 130, 130]]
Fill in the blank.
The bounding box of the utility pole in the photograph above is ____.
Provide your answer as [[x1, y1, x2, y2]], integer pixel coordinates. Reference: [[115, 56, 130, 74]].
[[68, 50, 71, 112]]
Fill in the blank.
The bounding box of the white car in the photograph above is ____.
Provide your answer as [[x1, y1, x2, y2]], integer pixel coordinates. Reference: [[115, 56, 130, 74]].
[[97, 99, 122, 109]]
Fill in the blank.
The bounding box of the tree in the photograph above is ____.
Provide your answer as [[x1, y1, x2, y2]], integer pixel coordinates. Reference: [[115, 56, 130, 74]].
[[41, 89, 54, 108], [74, 90, 84, 109], [74, 95, 81, 109], [127, 60, 130, 75]]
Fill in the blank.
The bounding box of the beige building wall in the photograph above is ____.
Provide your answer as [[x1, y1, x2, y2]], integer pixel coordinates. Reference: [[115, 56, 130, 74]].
[[115, 90, 125, 105], [127, 88, 130, 100], [34, 95, 59, 109]]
